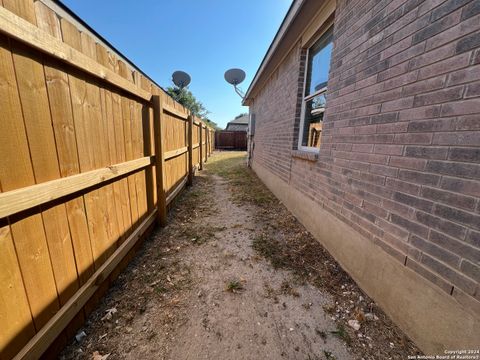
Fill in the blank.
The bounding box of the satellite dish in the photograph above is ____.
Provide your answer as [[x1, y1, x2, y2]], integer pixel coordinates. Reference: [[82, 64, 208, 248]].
[[172, 70, 191, 88], [224, 68, 246, 86]]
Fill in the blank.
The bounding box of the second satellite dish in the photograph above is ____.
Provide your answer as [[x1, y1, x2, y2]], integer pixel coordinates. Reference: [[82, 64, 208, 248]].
[[172, 71, 191, 88], [224, 68, 246, 86]]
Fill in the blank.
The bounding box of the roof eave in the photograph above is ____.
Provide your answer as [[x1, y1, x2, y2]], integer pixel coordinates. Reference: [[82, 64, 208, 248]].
[[243, 0, 306, 106]]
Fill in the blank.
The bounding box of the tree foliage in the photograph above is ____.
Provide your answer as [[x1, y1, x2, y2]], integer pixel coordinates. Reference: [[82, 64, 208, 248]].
[[166, 85, 221, 129], [203, 118, 221, 130], [166, 86, 209, 118]]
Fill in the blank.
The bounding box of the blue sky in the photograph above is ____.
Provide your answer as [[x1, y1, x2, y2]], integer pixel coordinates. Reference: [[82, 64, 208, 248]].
[[61, 0, 292, 128]]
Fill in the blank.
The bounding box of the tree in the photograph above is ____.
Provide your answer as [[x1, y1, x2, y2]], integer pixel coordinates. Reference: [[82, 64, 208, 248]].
[[166, 86, 209, 119], [203, 118, 220, 130]]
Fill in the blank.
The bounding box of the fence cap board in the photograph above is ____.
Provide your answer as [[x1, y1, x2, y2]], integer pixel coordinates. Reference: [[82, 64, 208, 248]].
[[0, 6, 151, 101]]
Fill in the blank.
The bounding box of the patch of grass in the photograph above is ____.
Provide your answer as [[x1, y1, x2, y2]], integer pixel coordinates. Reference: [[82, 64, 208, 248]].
[[226, 279, 244, 293], [263, 283, 276, 299], [180, 224, 226, 245], [330, 324, 352, 346], [322, 303, 336, 315], [280, 280, 300, 297], [205, 152, 276, 207], [154, 285, 168, 294], [252, 233, 288, 269], [323, 350, 336, 360]]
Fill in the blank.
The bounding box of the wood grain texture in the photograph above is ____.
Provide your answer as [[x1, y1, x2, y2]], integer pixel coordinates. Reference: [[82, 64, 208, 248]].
[[165, 146, 188, 160], [188, 115, 193, 186], [11, 40, 79, 306], [0, 33, 59, 336], [13, 210, 157, 360], [0, 6, 151, 100], [0, 157, 152, 219], [152, 94, 167, 226], [0, 3, 214, 357], [163, 102, 188, 119], [0, 224, 35, 360]]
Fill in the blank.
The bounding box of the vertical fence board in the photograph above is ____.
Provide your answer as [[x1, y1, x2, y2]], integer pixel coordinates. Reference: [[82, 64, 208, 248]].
[[0, 35, 36, 350], [81, 32, 117, 268], [12, 40, 79, 310], [0, 33, 60, 335], [188, 115, 193, 185], [152, 94, 167, 225], [0, 225, 35, 360], [2, 0, 35, 24], [199, 123, 203, 170], [131, 85, 148, 221], [112, 90, 133, 242]]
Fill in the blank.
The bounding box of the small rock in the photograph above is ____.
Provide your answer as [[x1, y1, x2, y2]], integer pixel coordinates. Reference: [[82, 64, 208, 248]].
[[92, 351, 110, 360], [348, 319, 361, 331], [75, 330, 87, 343]]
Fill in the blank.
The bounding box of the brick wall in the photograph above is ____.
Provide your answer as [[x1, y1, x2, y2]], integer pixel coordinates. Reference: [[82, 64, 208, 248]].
[[251, 0, 480, 314], [251, 45, 305, 183]]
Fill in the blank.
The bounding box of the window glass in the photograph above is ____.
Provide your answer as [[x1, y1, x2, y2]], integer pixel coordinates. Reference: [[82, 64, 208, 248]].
[[301, 93, 327, 147], [301, 28, 333, 148], [306, 29, 333, 96]]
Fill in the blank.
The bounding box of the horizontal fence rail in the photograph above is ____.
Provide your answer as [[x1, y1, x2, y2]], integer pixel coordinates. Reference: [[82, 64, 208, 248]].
[[0, 157, 153, 219], [0, 2, 215, 359]]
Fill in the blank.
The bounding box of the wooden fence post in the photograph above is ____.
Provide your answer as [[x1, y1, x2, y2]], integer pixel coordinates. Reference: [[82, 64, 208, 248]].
[[205, 126, 209, 162], [210, 129, 213, 154], [187, 114, 193, 186], [199, 123, 203, 170], [152, 95, 167, 226]]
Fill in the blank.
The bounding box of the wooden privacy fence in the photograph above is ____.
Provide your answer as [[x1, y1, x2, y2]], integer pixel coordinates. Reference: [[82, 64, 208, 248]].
[[0, 2, 214, 359], [215, 131, 248, 150]]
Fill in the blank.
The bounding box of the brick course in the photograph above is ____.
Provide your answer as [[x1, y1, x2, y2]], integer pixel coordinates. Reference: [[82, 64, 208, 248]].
[[250, 0, 480, 313]]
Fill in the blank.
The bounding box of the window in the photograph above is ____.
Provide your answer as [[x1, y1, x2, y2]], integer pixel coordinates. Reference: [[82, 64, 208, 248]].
[[299, 27, 333, 150]]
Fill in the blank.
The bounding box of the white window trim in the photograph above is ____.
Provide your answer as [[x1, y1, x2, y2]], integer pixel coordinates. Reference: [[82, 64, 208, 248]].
[[297, 30, 332, 152]]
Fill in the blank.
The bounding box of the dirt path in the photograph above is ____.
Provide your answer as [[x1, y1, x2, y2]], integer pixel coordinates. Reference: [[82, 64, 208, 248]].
[[61, 152, 420, 360]]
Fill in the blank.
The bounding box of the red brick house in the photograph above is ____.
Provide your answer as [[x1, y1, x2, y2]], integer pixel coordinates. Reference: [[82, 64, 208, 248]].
[[244, 0, 480, 353]]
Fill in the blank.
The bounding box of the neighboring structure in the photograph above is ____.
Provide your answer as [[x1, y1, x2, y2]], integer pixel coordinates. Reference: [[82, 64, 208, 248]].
[[215, 114, 249, 150], [244, 0, 480, 353], [225, 114, 249, 132]]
